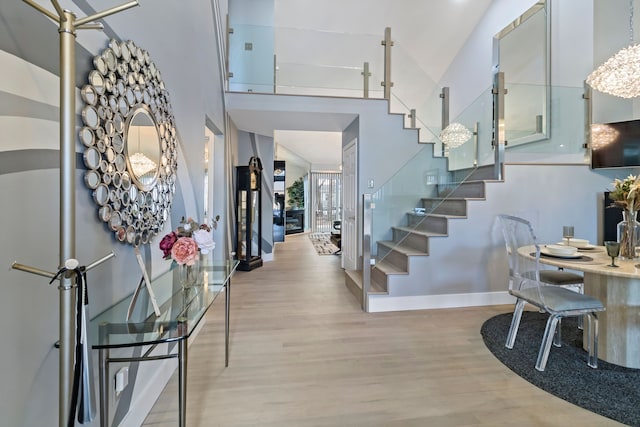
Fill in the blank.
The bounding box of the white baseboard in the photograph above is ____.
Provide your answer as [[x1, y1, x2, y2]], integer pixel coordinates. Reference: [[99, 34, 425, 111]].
[[367, 291, 515, 312]]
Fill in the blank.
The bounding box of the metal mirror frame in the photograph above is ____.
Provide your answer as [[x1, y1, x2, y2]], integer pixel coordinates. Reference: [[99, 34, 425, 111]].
[[81, 39, 177, 247], [492, 0, 551, 148]]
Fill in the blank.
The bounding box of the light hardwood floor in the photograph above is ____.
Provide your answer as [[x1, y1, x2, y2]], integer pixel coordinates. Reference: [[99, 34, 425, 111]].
[[143, 233, 623, 426]]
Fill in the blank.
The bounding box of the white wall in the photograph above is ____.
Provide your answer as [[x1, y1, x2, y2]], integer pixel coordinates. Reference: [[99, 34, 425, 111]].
[[0, 0, 227, 425]]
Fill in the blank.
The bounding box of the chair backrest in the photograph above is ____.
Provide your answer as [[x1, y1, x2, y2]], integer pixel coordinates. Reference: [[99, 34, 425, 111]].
[[497, 214, 546, 304]]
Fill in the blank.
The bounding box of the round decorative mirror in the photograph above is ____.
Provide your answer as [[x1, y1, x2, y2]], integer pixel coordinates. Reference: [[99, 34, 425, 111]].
[[81, 39, 177, 247], [125, 106, 160, 191]]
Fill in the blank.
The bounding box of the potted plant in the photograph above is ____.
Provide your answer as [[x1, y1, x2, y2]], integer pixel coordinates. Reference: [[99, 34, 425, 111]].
[[287, 177, 305, 209]]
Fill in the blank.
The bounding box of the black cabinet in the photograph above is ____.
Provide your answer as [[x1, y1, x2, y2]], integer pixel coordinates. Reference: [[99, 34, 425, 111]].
[[285, 209, 304, 234], [235, 157, 263, 271]]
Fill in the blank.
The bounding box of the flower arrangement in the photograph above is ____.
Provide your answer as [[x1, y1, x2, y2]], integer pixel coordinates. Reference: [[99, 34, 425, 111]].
[[609, 175, 640, 211], [159, 217, 215, 265]]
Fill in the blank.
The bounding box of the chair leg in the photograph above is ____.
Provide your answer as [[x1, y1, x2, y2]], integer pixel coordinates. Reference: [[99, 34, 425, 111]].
[[577, 283, 584, 330], [536, 314, 561, 371], [553, 318, 562, 347], [506, 299, 526, 349], [587, 313, 599, 369]]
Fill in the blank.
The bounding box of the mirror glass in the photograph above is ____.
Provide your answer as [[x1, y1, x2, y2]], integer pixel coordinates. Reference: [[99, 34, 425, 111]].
[[493, 0, 550, 147], [126, 107, 160, 190], [81, 39, 178, 247]]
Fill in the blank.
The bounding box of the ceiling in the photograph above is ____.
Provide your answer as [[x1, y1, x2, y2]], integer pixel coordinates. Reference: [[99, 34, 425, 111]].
[[230, 0, 495, 168]]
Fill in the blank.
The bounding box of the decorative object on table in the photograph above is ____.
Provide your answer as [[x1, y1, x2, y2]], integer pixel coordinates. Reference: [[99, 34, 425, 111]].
[[562, 225, 574, 245], [604, 241, 621, 267], [160, 217, 215, 286], [608, 174, 640, 259], [80, 39, 180, 317]]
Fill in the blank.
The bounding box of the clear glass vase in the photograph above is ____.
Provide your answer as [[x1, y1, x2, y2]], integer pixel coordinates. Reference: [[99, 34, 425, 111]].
[[617, 210, 640, 260], [178, 256, 200, 288]]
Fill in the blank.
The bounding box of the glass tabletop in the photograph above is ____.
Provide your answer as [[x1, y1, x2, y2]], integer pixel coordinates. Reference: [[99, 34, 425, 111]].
[[89, 258, 238, 349]]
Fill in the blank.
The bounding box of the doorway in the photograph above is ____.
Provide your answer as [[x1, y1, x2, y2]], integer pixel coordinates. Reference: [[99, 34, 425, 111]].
[[310, 171, 341, 233]]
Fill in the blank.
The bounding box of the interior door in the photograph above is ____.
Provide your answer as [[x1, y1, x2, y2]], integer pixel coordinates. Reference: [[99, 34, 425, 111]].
[[342, 139, 357, 271]]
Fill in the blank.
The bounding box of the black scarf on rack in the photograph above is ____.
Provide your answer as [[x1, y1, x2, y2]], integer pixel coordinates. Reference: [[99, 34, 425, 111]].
[[51, 266, 96, 426]]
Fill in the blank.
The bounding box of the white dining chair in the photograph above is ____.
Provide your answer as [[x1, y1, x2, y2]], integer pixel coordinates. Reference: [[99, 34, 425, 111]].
[[497, 214, 606, 371]]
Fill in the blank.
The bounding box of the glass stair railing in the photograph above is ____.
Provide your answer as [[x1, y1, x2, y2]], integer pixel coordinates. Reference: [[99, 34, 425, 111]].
[[227, 23, 591, 310]]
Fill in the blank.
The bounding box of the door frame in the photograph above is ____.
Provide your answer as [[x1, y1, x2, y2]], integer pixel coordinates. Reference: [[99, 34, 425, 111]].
[[342, 138, 358, 271]]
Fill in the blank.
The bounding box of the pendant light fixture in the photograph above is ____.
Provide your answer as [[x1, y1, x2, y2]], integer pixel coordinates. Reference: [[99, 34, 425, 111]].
[[587, 0, 640, 98], [439, 122, 473, 148]]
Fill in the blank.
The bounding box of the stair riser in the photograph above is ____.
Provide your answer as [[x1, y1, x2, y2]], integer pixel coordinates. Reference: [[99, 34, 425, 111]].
[[407, 214, 448, 235], [452, 165, 495, 181], [421, 199, 467, 217], [371, 274, 388, 293], [377, 246, 408, 271], [345, 273, 363, 305], [371, 266, 391, 288], [392, 229, 429, 253], [438, 182, 485, 198]]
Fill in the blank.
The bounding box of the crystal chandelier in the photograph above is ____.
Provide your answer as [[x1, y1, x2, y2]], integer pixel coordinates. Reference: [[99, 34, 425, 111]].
[[439, 122, 473, 148], [587, 0, 640, 98], [130, 151, 157, 177]]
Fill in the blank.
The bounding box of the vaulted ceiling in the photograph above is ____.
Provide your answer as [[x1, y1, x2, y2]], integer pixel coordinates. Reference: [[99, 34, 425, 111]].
[[230, 0, 494, 168]]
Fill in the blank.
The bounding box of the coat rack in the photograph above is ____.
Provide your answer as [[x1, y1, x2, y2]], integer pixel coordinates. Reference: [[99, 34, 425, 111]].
[[12, 1, 139, 426]]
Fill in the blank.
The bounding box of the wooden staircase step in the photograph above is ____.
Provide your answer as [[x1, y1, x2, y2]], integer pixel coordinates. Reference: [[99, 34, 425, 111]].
[[345, 269, 387, 305], [421, 198, 468, 217], [452, 164, 496, 181], [378, 240, 429, 256], [393, 226, 447, 238], [437, 180, 486, 198], [406, 213, 449, 234], [373, 259, 408, 275]]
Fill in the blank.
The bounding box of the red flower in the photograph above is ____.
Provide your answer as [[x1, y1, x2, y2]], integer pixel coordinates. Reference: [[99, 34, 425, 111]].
[[159, 231, 178, 259]]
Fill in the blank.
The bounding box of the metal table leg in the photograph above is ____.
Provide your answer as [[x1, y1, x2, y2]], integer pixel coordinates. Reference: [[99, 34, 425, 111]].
[[178, 337, 187, 427], [225, 278, 230, 367], [99, 348, 108, 427]]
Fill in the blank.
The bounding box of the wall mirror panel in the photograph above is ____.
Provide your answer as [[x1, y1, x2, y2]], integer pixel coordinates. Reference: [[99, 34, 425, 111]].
[[81, 39, 177, 247], [493, 0, 550, 147]]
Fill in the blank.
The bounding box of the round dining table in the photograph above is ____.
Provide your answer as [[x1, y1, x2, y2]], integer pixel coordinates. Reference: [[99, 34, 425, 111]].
[[518, 244, 640, 369]]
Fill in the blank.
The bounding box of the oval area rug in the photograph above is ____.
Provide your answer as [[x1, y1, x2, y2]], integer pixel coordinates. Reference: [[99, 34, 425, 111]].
[[481, 311, 640, 426]]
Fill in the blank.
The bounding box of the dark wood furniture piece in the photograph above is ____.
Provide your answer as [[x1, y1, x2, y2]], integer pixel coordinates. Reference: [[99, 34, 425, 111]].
[[235, 157, 263, 271]]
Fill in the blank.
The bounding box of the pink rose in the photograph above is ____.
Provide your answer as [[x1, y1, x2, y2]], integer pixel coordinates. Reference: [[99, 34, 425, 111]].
[[159, 231, 178, 259], [171, 237, 199, 265]]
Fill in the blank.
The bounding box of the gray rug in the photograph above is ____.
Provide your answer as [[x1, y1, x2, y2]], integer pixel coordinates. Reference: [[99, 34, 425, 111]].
[[309, 232, 339, 255], [481, 311, 640, 426]]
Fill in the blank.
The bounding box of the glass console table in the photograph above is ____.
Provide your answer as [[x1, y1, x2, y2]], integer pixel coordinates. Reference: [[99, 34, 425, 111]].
[[89, 258, 238, 427]]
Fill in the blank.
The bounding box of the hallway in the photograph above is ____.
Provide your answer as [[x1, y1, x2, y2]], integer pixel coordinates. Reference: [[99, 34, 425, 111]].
[[143, 233, 621, 426]]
